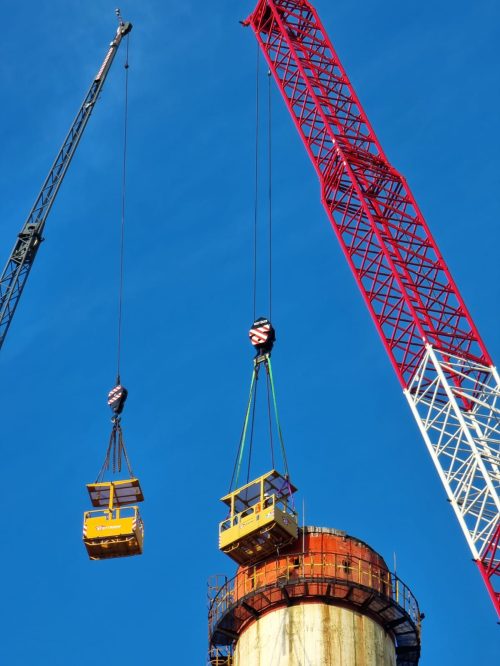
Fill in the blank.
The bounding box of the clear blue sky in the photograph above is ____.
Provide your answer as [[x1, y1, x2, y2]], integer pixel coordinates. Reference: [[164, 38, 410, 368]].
[[0, 1, 499, 664]]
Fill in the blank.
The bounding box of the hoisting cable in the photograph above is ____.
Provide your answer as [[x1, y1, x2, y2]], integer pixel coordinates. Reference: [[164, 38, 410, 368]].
[[252, 44, 261, 322], [82, 13, 145, 565], [251, 62, 274, 322], [230, 52, 287, 491], [115, 20, 130, 385], [265, 70, 275, 463], [267, 69, 273, 321], [231, 44, 266, 488], [96, 15, 133, 484]]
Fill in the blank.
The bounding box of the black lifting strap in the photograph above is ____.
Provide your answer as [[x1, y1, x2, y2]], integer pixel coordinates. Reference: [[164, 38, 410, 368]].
[[96, 417, 134, 482]]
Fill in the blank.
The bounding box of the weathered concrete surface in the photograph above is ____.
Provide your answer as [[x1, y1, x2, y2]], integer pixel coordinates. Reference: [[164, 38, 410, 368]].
[[234, 603, 396, 666]]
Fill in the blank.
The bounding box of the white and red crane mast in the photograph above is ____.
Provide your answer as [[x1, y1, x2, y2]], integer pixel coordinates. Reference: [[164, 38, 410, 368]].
[[244, 0, 500, 617]]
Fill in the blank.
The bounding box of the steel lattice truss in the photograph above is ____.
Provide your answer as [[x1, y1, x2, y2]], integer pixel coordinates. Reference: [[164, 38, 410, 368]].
[[0, 20, 131, 351], [246, 0, 500, 616], [406, 349, 500, 604]]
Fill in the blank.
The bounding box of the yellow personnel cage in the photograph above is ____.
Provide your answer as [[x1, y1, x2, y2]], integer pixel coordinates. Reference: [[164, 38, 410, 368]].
[[219, 470, 298, 566], [83, 478, 144, 560]]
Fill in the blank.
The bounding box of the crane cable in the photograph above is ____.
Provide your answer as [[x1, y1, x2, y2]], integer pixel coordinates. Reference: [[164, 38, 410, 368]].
[[97, 27, 132, 481], [263, 69, 277, 472], [116, 31, 130, 385], [251, 53, 274, 322], [267, 68, 273, 322], [233, 54, 286, 489], [252, 43, 260, 322], [245, 44, 261, 484]]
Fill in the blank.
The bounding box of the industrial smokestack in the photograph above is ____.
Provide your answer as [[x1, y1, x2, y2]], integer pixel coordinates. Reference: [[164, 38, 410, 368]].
[[208, 526, 421, 665]]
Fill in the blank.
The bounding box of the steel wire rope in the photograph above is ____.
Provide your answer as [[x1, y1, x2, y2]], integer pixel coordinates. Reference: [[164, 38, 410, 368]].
[[249, 60, 269, 482], [252, 63, 273, 320], [97, 32, 132, 482], [231, 54, 279, 490], [116, 33, 130, 384], [265, 70, 275, 469], [267, 69, 273, 321], [231, 46, 264, 491], [252, 43, 260, 321]]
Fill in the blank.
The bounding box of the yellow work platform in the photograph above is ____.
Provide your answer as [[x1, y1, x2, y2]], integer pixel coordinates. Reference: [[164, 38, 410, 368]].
[[83, 479, 144, 560], [219, 470, 298, 566], [83, 505, 144, 560]]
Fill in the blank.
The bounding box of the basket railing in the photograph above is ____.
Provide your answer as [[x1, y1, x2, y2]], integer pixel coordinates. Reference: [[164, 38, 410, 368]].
[[208, 549, 420, 634]]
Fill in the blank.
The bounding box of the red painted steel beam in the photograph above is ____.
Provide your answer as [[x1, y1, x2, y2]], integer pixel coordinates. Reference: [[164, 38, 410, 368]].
[[244, 0, 491, 389], [244, 0, 499, 618], [478, 524, 500, 616]]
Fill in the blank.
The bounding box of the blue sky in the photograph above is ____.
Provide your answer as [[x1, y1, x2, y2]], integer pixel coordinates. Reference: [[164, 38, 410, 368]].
[[0, 0, 499, 663]]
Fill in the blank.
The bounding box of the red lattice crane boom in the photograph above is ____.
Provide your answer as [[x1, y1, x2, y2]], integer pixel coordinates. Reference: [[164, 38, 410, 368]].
[[244, 0, 500, 618]]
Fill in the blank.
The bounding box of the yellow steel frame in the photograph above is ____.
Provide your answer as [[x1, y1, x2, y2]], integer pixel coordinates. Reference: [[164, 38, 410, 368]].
[[209, 657, 233, 666], [83, 478, 144, 560], [86, 477, 144, 508], [219, 470, 298, 563]]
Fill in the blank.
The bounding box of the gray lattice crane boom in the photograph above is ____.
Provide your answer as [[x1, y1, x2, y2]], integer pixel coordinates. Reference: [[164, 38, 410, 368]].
[[0, 15, 132, 350]]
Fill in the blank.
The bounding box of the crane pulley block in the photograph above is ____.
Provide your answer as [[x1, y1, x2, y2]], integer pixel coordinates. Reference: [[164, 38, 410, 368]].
[[108, 383, 128, 415], [249, 317, 275, 355]]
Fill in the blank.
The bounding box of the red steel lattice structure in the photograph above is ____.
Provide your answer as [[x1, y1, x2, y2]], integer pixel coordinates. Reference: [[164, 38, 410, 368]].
[[245, 0, 500, 617]]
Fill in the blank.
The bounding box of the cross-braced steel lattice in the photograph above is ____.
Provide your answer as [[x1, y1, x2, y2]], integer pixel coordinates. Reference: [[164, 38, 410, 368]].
[[0, 18, 131, 351], [245, 0, 499, 616]]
